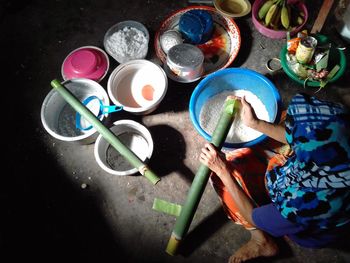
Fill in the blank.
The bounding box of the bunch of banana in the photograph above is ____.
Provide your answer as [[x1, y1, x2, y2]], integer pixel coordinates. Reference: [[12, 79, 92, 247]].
[[258, 0, 295, 30]]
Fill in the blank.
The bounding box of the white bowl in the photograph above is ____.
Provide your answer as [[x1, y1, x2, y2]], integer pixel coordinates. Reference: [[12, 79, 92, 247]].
[[107, 59, 168, 115], [103, 20, 150, 64], [94, 120, 154, 176], [213, 0, 251, 18], [41, 78, 110, 144]]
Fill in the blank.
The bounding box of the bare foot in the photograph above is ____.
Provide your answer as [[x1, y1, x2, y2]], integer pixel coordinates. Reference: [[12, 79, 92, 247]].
[[229, 229, 278, 263]]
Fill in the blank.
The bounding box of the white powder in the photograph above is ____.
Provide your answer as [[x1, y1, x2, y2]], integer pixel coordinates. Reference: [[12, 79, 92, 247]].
[[199, 90, 270, 144], [106, 26, 148, 63]]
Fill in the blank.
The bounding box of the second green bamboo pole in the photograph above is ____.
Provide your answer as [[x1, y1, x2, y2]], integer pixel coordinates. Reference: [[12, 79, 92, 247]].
[[166, 98, 238, 255]]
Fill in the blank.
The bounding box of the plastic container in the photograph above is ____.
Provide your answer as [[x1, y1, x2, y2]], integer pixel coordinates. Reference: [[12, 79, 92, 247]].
[[103, 20, 150, 64], [61, 46, 109, 82], [178, 9, 214, 44], [107, 59, 168, 115], [189, 68, 281, 149], [280, 34, 347, 87], [94, 120, 153, 176], [41, 78, 110, 144], [252, 0, 308, 39]]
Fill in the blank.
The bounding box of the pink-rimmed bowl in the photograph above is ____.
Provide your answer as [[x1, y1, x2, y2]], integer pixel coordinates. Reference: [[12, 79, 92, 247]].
[[61, 46, 109, 82], [154, 5, 241, 79], [252, 0, 308, 39]]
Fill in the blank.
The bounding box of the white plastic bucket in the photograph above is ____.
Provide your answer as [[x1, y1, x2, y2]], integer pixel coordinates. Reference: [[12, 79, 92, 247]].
[[107, 59, 168, 115], [41, 78, 110, 144], [94, 120, 154, 176]]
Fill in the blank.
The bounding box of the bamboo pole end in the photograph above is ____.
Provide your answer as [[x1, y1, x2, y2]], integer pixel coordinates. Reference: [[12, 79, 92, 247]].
[[50, 79, 61, 89], [144, 169, 161, 185], [165, 234, 181, 256]]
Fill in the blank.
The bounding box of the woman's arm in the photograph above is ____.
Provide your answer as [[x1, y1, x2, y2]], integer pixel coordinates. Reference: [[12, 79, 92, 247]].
[[200, 143, 256, 226], [239, 96, 287, 144], [250, 120, 287, 144]]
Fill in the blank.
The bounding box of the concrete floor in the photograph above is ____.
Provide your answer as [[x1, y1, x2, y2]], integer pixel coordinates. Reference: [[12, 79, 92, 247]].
[[2, 0, 350, 262]]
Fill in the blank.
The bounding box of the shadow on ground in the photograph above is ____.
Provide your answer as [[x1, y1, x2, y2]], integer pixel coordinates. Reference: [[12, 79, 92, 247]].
[[148, 124, 195, 182], [3, 120, 124, 262]]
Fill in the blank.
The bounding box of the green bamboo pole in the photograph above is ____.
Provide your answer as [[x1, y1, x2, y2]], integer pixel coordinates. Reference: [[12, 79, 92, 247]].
[[50, 79, 160, 185], [166, 98, 238, 255]]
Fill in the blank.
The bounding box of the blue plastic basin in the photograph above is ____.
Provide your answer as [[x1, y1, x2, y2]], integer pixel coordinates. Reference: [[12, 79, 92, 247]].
[[189, 68, 281, 149]]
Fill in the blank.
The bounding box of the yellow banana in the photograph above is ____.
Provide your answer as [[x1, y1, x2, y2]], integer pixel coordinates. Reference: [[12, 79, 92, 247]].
[[281, 4, 290, 29], [297, 16, 304, 25], [258, 0, 274, 20], [271, 5, 282, 29], [265, 4, 277, 26]]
